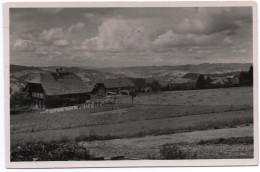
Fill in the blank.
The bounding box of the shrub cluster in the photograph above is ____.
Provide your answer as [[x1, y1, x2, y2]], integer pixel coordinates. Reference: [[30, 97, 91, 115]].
[[11, 141, 93, 161], [160, 144, 197, 159]]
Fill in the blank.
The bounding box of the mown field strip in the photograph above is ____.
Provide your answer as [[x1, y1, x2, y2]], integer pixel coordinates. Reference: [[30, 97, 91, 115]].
[[11, 109, 253, 146], [78, 125, 253, 159]]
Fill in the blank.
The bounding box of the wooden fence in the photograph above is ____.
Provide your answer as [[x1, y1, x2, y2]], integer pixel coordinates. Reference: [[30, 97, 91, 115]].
[[40, 99, 118, 114], [40, 100, 185, 114]]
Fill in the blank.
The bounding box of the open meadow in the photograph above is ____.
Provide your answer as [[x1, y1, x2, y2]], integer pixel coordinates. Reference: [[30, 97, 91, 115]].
[[11, 87, 254, 160]]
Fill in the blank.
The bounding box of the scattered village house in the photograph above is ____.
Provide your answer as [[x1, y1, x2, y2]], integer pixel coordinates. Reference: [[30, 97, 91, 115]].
[[92, 78, 135, 96], [24, 68, 92, 109], [211, 75, 239, 87]]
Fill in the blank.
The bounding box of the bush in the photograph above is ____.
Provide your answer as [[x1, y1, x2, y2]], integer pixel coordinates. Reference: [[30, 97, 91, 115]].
[[160, 144, 197, 159], [11, 141, 94, 161]]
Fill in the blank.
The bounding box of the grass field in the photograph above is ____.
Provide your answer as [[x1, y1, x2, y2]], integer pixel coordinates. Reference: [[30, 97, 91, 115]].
[[10, 87, 254, 160], [118, 86, 253, 106]]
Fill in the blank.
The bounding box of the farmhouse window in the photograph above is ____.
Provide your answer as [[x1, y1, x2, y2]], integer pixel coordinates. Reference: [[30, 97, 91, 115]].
[[39, 93, 43, 98]]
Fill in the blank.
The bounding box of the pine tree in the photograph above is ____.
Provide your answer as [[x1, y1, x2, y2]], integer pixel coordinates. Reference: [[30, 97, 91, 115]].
[[247, 65, 253, 81], [196, 74, 205, 89]]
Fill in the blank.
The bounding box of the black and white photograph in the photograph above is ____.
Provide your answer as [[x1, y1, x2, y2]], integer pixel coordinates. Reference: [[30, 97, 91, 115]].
[[3, 1, 258, 168]]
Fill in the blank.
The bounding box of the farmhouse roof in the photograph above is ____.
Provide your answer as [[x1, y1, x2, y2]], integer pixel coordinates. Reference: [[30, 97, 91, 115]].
[[103, 78, 135, 89], [27, 75, 41, 84], [27, 72, 92, 96]]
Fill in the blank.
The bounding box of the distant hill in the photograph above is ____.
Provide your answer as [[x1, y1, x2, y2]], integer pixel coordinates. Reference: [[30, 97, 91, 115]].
[[182, 73, 201, 80], [9, 63, 252, 94], [9, 65, 124, 94], [100, 63, 251, 81], [100, 63, 251, 76]]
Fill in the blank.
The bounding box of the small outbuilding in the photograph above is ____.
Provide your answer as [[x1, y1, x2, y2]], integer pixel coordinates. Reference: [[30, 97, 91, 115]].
[[92, 78, 135, 96]]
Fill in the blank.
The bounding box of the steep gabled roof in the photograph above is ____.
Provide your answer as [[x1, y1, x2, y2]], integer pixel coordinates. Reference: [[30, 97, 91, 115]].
[[103, 78, 135, 89], [27, 72, 92, 96]]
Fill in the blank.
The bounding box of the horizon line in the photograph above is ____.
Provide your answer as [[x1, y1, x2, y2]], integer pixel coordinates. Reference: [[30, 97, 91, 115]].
[[9, 62, 253, 69]]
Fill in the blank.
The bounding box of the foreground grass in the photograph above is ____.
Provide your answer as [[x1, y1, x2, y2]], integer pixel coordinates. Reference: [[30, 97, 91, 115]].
[[11, 136, 253, 161]]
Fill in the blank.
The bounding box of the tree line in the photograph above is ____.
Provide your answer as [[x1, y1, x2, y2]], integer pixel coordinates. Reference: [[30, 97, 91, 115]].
[[195, 65, 253, 89], [238, 66, 253, 86]]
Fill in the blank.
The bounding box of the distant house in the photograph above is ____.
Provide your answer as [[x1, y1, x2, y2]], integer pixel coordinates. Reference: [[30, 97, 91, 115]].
[[211, 76, 239, 87], [211, 78, 225, 86], [92, 78, 135, 96], [231, 77, 239, 86], [222, 77, 233, 87], [24, 68, 92, 109]]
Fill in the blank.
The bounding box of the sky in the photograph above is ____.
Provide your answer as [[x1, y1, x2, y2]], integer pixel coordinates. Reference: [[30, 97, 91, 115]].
[[10, 7, 253, 67]]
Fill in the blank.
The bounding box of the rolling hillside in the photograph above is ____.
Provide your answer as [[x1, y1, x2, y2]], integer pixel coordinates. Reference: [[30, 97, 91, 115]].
[[10, 63, 251, 94]]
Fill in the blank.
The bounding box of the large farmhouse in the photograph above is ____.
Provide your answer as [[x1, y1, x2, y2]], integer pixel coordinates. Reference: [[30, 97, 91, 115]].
[[92, 78, 135, 96], [24, 69, 92, 109]]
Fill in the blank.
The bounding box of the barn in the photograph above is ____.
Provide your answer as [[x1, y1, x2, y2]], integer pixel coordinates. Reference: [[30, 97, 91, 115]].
[[24, 69, 92, 109], [92, 78, 135, 96]]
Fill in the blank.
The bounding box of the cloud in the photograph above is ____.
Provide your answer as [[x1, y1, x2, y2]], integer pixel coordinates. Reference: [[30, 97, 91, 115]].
[[196, 50, 212, 55], [188, 47, 200, 52], [10, 7, 253, 67], [54, 50, 63, 56], [36, 46, 49, 56], [233, 49, 247, 54], [223, 37, 233, 45], [13, 39, 35, 52], [19, 32, 34, 40], [53, 39, 69, 47], [35, 45, 68, 57], [84, 13, 94, 19], [152, 31, 217, 48], [225, 30, 237, 36], [79, 19, 151, 52], [39, 28, 65, 42], [68, 22, 85, 33], [37, 9, 63, 15], [175, 7, 252, 35]]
